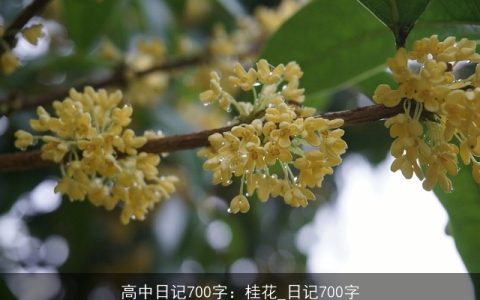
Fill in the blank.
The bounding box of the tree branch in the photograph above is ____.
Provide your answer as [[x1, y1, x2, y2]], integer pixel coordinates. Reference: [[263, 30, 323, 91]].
[[3, 0, 52, 48], [1, 54, 207, 115], [0, 104, 402, 172]]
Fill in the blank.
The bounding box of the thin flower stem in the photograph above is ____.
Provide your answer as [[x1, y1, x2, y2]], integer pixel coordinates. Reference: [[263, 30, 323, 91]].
[[240, 173, 245, 195], [286, 164, 297, 184], [281, 162, 290, 181]]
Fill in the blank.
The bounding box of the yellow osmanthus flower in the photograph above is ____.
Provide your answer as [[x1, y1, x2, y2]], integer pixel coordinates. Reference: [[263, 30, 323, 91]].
[[14, 87, 178, 224], [14, 130, 34, 150], [198, 60, 347, 213], [21, 24, 44, 46], [189, 0, 307, 95], [97, 38, 169, 106], [0, 23, 45, 75], [98, 39, 123, 61], [124, 39, 169, 106], [373, 35, 480, 192], [1, 51, 19, 74], [0, 24, 17, 74]]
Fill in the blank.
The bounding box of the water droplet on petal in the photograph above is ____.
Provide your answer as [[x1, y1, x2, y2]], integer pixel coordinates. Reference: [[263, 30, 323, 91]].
[[245, 193, 250, 197], [227, 208, 232, 214]]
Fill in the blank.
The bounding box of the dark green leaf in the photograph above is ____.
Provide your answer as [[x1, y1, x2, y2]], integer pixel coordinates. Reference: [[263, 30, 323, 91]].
[[419, 0, 480, 279], [409, 0, 480, 43], [164, 0, 187, 17], [357, 0, 430, 47], [261, 0, 394, 109], [262, 0, 480, 110], [434, 164, 480, 295], [63, 0, 122, 52], [435, 166, 480, 272]]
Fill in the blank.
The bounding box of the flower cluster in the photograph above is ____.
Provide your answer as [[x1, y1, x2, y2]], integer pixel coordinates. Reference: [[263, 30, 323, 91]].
[[98, 38, 169, 106], [255, 0, 306, 35], [1, 23, 43, 74], [188, 0, 306, 94], [14, 87, 177, 224], [200, 59, 306, 118], [199, 60, 347, 213], [373, 35, 480, 192]]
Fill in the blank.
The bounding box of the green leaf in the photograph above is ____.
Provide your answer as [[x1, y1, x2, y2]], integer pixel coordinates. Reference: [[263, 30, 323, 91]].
[[63, 0, 122, 52], [164, 0, 187, 17], [434, 165, 480, 272], [357, 0, 430, 47], [434, 164, 480, 296], [409, 0, 480, 43], [262, 0, 480, 109], [261, 0, 395, 109], [419, 0, 480, 281], [418, 0, 480, 26]]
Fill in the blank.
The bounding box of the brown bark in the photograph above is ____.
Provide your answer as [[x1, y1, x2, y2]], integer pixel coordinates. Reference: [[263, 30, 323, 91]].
[[0, 104, 402, 172]]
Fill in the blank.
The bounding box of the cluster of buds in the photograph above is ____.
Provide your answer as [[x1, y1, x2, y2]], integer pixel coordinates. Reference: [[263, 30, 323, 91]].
[[98, 38, 169, 106], [199, 60, 347, 213], [374, 35, 480, 192], [1, 23, 43, 74], [200, 59, 305, 117], [14, 87, 177, 224]]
